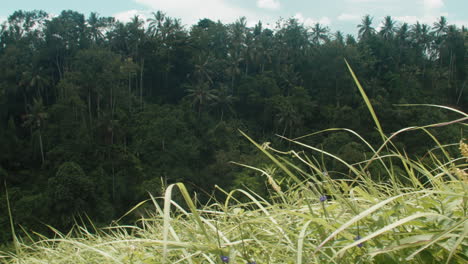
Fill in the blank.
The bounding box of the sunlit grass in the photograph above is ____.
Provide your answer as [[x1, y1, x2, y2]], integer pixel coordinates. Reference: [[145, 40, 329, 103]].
[[1, 65, 467, 264]]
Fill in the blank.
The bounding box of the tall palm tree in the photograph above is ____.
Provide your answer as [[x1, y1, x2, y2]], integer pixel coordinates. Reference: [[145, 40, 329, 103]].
[[396, 23, 410, 65], [87, 12, 104, 44], [275, 100, 300, 138], [357, 15, 376, 41], [433, 16, 448, 37], [345, 34, 357, 45], [334, 31, 344, 45], [127, 15, 146, 108], [226, 54, 243, 91], [379, 16, 396, 40], [311, 23, 329, 45], [212, 84, 236, 122], [23, 98, 47, 165], [397, 23, 410, 42], [185, 82, 218, 117], [193, 52, 214, 84], [147, 11, 165, 38], [411, 22, 432, 59]]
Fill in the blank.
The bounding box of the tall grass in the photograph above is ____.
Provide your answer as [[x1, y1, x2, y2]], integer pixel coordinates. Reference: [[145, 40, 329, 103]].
[[1, 64, 467, 263]]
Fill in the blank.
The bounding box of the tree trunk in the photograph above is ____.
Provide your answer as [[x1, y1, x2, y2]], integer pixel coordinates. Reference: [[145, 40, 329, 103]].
[[88, 88, 92, 125], [38, 130, 45, 165], [140, 59, 145, 109], [56, 53, 63, 80], [97, 94, 100, 119], [128, 72, 132, 112]]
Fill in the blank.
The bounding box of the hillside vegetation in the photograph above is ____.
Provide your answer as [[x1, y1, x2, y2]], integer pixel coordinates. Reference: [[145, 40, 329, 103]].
[[1, 65, 467, 263], [0, 9, 467, 262]]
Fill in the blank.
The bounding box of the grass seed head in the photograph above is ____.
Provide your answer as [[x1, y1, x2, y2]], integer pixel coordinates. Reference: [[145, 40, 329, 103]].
[[460, 139, 468, 160]]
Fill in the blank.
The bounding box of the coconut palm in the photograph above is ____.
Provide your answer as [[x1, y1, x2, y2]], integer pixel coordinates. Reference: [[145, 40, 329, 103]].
[[357, 15, 376, 40], [212, 84, 236, 122], [23, 98, 47, 165], [397, 23, 410, 42], [311, 23, 329, 45], [411, 22, 432, 59], [433, 16, 448, 37], [147, 11, 165, 38], [334, 31, 344, 45], [379, 16, 396, 40], [185, 82, 218, 117], [87, 12, 105, 44], [193, 52, 215, 84]]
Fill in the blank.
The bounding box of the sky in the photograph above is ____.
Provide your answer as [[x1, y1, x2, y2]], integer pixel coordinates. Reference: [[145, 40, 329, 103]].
[[1, 0, 467, 35]]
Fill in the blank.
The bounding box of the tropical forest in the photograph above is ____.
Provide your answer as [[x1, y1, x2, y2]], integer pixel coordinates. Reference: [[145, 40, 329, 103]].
[[0, 9, 467, 263]]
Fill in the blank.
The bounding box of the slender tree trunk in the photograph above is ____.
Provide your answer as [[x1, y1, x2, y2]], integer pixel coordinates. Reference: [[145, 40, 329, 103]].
[[110, 82, 114, 116], [112, 162, 115, 202], [22, 92, 28, 113], [56, 53, 62, 80], [44, 85, 49, 105], [282, 123, 287, 138], [198, 103, 201, 118], [165, 53, 170, 93], [140, 59, 145, 109], [38, 130, 45, 165], [97, 94, 100, 119], [128, 73, 132, 112], [88, 88, 92, 126], [231, 75, 234, 94]]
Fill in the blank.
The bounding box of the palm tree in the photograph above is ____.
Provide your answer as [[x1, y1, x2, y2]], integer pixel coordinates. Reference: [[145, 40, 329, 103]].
[[275, 100, 300, 138], [311, 23, 329, 45], [193, 52, 214, 84], [87, 12, 104, 44], [397, 23, 410, 42], [357, 15, 376, 41], [127, 15, 146, 108], [147, 11, 165, 38], [23, 98, 47, 165], [185, 82, 218, 117], [379, 16, 396, 40], [396, 23, 410, 65], [433, 16, 448, 37], [212, 84, 236, 121], [411, 22, 432, 60], [225, 54, 243, 92], [334, 31, 344, 45], [345, 34, 357, 45]]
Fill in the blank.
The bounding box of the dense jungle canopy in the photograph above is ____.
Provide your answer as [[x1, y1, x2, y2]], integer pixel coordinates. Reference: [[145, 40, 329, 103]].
[[0, 10, 466, 243]]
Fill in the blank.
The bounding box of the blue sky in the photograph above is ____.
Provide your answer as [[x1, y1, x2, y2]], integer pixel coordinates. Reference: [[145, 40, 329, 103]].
[[1, 0, 467, 35]]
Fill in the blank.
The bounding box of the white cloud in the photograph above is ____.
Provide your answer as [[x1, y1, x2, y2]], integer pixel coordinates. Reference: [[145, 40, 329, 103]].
[[294, 13, 331, 27], [393, 15, 419, 25], [113, 9, 149, 23], [337, 13, 360, 21], [423, 0, 444, 10], [257, 0, 281, 10], [453, 20, 468, 28], [394, 12, 448, 25], [420, 0, 445, 21], [133, 0, 268, 27]]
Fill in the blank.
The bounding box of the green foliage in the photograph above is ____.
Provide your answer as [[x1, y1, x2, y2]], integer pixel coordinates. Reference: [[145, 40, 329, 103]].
[[0, 8, 466, 249], [47, 162, 97, 227]]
